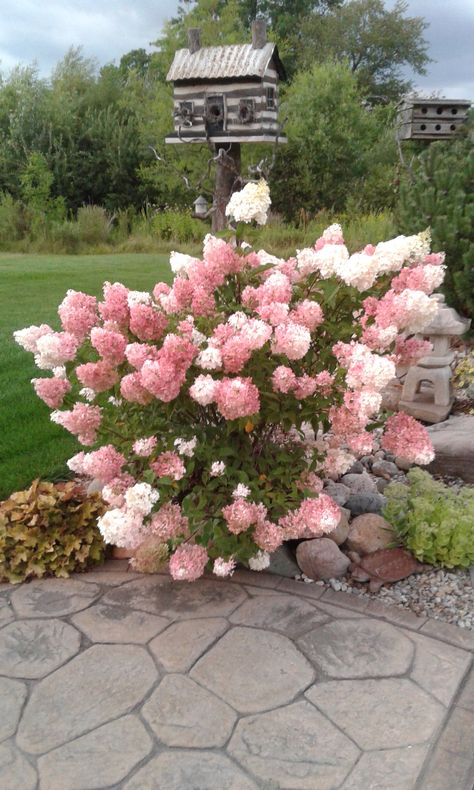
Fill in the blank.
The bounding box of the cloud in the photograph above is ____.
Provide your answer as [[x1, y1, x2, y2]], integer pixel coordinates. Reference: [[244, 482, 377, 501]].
[[0, 0, 472, 99], [0, 0, 180, 76]]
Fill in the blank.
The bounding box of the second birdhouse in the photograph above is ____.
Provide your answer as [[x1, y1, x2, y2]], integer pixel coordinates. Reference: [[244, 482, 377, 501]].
[[165, 21, 286, 145]]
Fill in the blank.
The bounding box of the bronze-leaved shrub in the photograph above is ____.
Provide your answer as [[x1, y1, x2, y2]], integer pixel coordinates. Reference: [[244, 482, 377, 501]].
[[0, 480, 106, 583]]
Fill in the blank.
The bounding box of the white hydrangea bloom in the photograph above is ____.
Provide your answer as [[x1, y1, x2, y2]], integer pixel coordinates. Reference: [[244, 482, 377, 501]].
[[232, 484, 251, 499], [170, 251, 195, 275], [124, 483, 160, 516], [225, 179, 271, 225], [336, 253, 380, 291], [196, 346, 223, 370], [127, 291, 152, 308], [174, 436, 197, 457], [210, 461, 226, 477], [248, 550, 270, 571], [79, 387, 96, 402]]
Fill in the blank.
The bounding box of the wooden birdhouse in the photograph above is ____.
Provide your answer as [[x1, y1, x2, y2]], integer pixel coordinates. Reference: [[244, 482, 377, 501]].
[[165, 21, 287, 145], [397, 97, 471, 141]]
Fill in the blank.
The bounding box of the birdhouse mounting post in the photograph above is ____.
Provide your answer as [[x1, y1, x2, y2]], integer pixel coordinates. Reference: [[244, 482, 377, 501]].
[[213, 144, 241, 232]]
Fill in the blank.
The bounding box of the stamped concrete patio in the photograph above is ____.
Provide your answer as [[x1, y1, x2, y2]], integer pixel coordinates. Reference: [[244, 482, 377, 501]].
[[1, 562, 473, 790]]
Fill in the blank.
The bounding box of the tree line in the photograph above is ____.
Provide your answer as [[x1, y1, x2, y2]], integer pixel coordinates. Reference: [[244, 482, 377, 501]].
[[0, 0, 430, 221]]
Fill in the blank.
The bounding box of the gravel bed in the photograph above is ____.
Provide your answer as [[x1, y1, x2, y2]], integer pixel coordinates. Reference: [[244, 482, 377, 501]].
[[298, 568, 474, 630]]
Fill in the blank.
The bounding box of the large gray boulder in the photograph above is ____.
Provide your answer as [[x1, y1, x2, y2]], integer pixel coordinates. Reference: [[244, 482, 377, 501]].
[[426, 415, 474, 483]]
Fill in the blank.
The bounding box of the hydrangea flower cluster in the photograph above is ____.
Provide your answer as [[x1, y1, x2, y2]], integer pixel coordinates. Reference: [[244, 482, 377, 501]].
[[15, 181, 439, 581]]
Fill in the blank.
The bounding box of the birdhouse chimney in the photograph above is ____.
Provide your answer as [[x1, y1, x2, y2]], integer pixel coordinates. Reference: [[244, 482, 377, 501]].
[[251, 19, 267, 49], [187, 28, 201, 54]]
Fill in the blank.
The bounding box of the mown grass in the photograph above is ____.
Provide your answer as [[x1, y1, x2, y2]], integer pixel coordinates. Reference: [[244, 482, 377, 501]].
[[0, 253, 172, 500]]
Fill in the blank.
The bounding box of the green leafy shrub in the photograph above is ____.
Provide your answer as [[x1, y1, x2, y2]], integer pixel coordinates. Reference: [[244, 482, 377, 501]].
[[383, 468, 474, 568], [397, 131, 474, 320], [76, 205, 112, 245], [0, 480, 106, 583], [151, 209, 205, 243]]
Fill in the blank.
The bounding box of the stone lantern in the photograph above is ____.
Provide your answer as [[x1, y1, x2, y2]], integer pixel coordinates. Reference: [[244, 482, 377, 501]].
[[398, 294, 471, 423]]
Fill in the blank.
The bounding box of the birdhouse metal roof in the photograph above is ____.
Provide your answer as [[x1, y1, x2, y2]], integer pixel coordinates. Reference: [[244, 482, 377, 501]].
[[166, 42, 285, 83]]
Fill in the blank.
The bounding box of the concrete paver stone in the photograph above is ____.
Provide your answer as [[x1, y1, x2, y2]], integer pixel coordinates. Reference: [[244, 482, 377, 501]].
[[298, 618, 414, 678], [149, 617, 228, 672], [0, 619, 80, 679], [228, 700, 359, 789], [124, 750, 259, 789], [10, 578, 100, 618], [142, 674, 236, 747], [0, 677, 27, 741], [71, 603, 169, 644], [37, 715, 153, 790], [306, 677, 445, 750], [102, 576, 246, 619], [16, 644, 157, 754], [191, 626, 314, 713], [229, 592, 330, 637], [0, 742, 37, 790]]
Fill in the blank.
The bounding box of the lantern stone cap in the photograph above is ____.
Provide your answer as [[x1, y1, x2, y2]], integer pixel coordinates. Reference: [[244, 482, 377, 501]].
[[422, 294, 471, 336]]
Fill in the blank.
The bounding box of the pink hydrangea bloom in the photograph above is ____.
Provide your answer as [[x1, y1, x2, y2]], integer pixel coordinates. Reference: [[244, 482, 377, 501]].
[[272, 365, 297, 394], [133, 436, 157, 456], [189, 374, 218, 406], [313, 371, 335, 396], [58, 290, 97, 340], [290, 300, 324, 330], [253, 520, 284, 552], [391, 263, 445, 295], [141, 359, 183, 402], [90, 327, 127, 365], [76, 361, 119, 393], [120, 372, 154, 405], [151, 451, 186, 481], [150, 503, 189, 540], [214, 377, 260, 420], [169, 543, 208, 582], [381, 412, 435, 465], [392, 336, 432, 367], [129, 303, 168, 342], [222, 500, 260, 534], [81, 445, 126, 484], [293, 375, 318, 400], [203, 234, 241, 276], [51, 403, 101, 445], [221, 335, 253, 373], [321, 448, 355, 477], [347, 432, 375, 455], [279, 494, 340, 539], [13, 324, 54, 353], [125, 343, 160, 369], [32, 376, 71, 408], [99, 282, 130, 325], [272, 322, 311, 360], [256, 301, 290, 325], [101, 474, 135, 507]]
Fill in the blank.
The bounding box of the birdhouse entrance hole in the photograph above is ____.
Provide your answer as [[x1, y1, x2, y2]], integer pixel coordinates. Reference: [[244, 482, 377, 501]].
[[205, 95, 225, 133]]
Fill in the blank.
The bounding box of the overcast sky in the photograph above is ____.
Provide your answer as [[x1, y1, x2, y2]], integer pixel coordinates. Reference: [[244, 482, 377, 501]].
[[0, 0, 473, 98]]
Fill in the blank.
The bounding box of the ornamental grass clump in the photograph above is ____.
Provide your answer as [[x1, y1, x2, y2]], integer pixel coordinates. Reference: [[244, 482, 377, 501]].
[[14, 180, 439, 581], [384, 469, 474, 569], [0, 480, 106, 583]]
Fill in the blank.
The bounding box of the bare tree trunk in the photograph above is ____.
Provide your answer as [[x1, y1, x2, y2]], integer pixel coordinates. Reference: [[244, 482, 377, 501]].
[[212, 143, 241, 233]]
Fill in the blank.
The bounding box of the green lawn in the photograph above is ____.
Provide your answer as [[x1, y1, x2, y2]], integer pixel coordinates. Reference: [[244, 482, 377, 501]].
[[0, 253, 172, 500]]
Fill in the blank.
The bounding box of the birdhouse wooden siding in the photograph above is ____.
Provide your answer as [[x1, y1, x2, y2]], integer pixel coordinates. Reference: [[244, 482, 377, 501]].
[[165, 24, 286, 145], [397, 98, 471, 141]]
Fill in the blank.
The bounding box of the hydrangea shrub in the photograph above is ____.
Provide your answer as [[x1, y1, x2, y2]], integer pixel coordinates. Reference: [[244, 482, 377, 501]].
[[14, 182, 440, 581]]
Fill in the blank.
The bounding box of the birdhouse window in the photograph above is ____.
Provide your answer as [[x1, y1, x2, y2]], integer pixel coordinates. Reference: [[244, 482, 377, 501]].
[[266, 87, 276, 110], [176, 101, 194, 127], [238, 99, 255, 124], [205, 95, 225, 133]]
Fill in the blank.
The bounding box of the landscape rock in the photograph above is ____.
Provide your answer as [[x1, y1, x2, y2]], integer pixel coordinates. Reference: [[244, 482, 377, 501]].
[[346, 514, 395, 555], [326, 509, 350, 546], [346, 460, 364, 474], [266, 544, 300, 577], [296, 538, 350, 580], [395, 456, 413, 471], [372, 460, 399, 478], [341, 472, 378, 493], [323, 482, 351, 506], [376, 478, 390, 494], [346, 492, 386, 516], [349, 547, 429, 592], [426, 415, 474, 483]]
